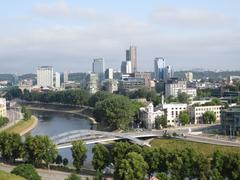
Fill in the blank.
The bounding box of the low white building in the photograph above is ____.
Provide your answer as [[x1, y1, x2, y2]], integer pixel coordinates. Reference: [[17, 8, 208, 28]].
[[160, 103, 188, 126], [139, 103, 164, 129], [179, 88, 197, 99], [189, 105, 223, 124], [0, 98, 7, 117]]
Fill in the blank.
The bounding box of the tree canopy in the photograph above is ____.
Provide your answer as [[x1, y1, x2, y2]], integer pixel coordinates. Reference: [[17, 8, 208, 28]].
[[71, 140, 87, 172], [203, 111, 216, 124]]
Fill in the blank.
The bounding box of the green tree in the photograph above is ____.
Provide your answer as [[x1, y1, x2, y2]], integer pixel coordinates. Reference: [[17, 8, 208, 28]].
[[55, 155, 63, 165], [114, 159, 134, 180], [177, 92, 190, 104], [112, 142, 130, 165], [24, 135, 58, 167], [11, 164, 41, 180], [155, 115, 167, 129], [202, 111, 216, 124], [92, 144, 110, 172], [179, 111, 190, 125], [63, 158, 69, 166], [65, 173, 81, 180], [88, 91, 113, 107], [0, 132, 23, 162], [71, 140, 87, 172], [94, 170, 103, 180], [122, 152, 148, 180], [21, 106, 32, 121], [94, 96, 135, 130], [156, 172, 170, 180]]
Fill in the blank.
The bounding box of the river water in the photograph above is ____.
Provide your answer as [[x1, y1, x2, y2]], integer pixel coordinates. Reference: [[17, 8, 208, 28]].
[[31, 110, 94, 169]]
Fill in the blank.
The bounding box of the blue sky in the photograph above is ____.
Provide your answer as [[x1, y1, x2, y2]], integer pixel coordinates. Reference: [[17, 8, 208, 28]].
[[0, 0, 239, 73]]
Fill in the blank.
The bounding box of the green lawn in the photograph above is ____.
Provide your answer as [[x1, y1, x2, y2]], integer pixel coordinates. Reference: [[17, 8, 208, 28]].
[[5, 116, 37, 135], [0, 170, 25, 180], [150, 138, 240, 156]]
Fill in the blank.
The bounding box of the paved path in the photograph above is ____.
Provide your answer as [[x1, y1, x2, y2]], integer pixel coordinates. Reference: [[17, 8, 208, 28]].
[[0, 164, 98, 180]]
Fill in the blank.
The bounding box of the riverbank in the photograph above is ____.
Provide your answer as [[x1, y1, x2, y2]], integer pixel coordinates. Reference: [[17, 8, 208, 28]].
[[24, 104, 97, 125], [5, 116, 38, 136]]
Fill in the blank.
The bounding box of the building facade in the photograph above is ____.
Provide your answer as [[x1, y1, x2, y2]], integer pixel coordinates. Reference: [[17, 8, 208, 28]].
[[126, 46, 137, 73], [189, 105, 223, 124], [221, 106, 240, 135], [54, 72, 61, 88], [86, 73, 99, 94], [105, 68, 114, 80], [139, 103, 164, 129], [161, 103, 188, 126], [93, 58, 105, 82], [37, 66, 54, 88], [154, 57, 165, 81], [0, 98, 7, 117], [165, 80, 187, 97], [185, 72, 193, 82]]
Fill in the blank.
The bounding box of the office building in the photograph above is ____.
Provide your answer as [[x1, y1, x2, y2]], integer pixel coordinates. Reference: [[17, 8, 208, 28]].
[[126, 46, 137, 73], [54, 72, 61, 88], [92, 58, 105, 82], [0, 98, 6, 117], [185, 72, 193, 82], [105, 68, 114, 80], [64, 71, 69, 83], [103, 79, 118, 93], [154, 58, 173, 81], [189, 105, 223, 124], [118, 77, 145, 93], [160, 103, 188, 126], [221, 106, 240, 135], [134, 72, 154, 89], [121, 61, 132, 74], [37, 66, 54, 88], [86, 73, 99, 94]]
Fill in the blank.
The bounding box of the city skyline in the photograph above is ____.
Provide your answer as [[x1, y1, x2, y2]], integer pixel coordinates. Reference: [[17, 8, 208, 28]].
[[0, 0, 240, 73]]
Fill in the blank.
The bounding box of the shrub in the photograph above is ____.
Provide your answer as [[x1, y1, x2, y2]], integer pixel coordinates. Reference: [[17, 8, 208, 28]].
[[11, 164, 41, 180]]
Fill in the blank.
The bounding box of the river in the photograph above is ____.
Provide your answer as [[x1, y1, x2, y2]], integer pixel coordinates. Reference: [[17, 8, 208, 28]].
[[31, 110, 94, 169]]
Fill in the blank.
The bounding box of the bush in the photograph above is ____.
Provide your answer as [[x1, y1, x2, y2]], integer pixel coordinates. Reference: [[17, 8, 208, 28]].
[[65, 173, 81, 180], [11, 164, 41, 180], [63, 158, 69, 166], [0, 116, 9, 127]]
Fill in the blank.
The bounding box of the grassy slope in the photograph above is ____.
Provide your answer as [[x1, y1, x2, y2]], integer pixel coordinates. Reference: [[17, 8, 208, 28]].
[[6, 116, 36, 134], [0, 170, 25, 180], [151, 138, 240, 156]]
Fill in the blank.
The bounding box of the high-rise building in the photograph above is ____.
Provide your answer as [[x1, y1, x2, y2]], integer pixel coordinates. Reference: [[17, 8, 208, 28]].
[[37, 66, 54, 88], [154, 57, 165, 81], [0, 98, 7, 117], [93, 58, 105, 82], [126, 46, 137, 73], [185, 72, 193, 82], [105, 68, 114, 80], [121, 61, 132, 74], [154, 58, 173, 82], [87, 73, 99, 94], [64, 71, 69, 83], [54, 72, 61, 88]]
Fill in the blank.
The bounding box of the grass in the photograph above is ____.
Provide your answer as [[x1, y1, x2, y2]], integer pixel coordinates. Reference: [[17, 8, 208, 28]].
[[150, 138, 240, 156], [5, 116, 37, 135], [0, 170, 25, 180]]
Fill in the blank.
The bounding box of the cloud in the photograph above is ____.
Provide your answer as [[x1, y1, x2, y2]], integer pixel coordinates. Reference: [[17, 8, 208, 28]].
[[32, 0, 97, 20], [152, 6, 236, 28]]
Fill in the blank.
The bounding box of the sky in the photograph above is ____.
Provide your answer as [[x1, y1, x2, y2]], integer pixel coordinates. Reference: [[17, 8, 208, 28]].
[[0, 0, 240, 74]]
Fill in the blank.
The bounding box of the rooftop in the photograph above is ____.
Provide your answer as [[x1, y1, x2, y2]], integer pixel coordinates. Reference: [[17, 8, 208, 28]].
[[223, 106, 240, 113]]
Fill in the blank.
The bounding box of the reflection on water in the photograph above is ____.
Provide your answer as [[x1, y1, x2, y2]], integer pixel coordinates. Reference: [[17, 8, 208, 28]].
[[31, 110, 94, 169]]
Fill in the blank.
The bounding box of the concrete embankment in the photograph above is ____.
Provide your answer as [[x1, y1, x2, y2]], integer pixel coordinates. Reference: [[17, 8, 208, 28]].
[[27, 106, 98, 125]]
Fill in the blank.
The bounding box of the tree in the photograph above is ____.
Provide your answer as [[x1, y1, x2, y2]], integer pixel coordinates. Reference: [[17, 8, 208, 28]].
[[21, 106, 32, 121], [116, 152, 148, 180], [155, 115, 167, 129], [179, 111, 190, 125], [94, 96, 136, 130], [177, 92, 190, 104], [24, 135, 58, 167], [55, 155, 63, 165], [202, 111, 216, 124], [114, 159, 134, 180], [71, 140, 87, 172], [112, 142, 130, 165], [88, 91, 113, 107], [94, 170, 103, 180], [63, 158, 69, 166], [11, 164, 41, 180], [65, 173, 81, 180], [156, 172, 170, 180], [0, 132, 23, 162], [92, 144, 110, 171]]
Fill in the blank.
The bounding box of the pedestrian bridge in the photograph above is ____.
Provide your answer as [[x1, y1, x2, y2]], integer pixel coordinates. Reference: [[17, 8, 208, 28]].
[[51, 130, 163, 149]]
